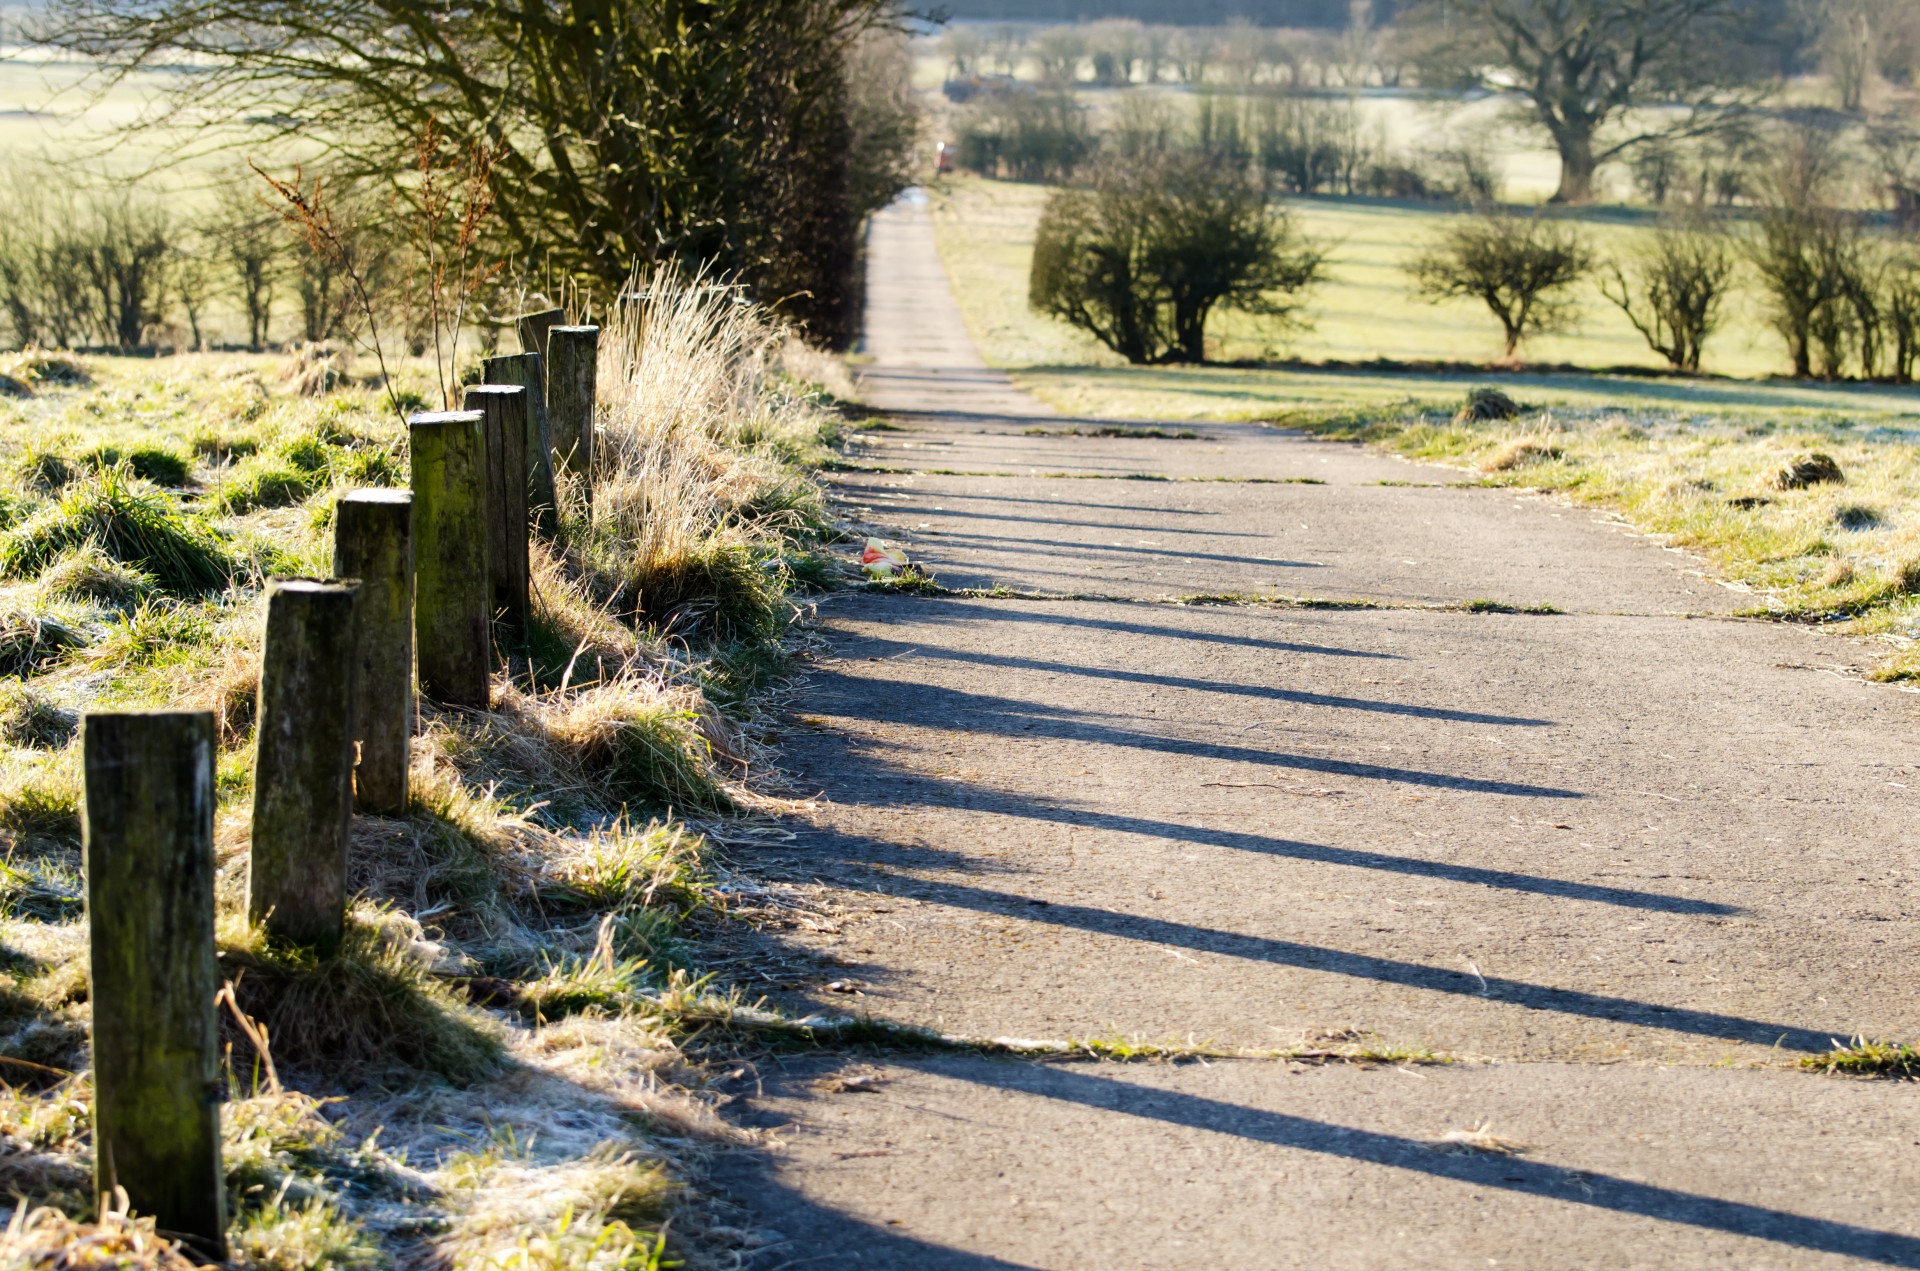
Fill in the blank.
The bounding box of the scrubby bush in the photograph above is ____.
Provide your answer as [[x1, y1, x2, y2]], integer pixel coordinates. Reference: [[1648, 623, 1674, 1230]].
[[1601, 216, 1737, 373], [1409, 208, 1593, 360], [1029, 152, 1323, 365]]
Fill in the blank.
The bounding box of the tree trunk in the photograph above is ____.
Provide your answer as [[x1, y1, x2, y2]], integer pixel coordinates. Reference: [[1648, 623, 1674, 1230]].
[[83, 710, 226, 1259], [1550, 127, 1597, 205]]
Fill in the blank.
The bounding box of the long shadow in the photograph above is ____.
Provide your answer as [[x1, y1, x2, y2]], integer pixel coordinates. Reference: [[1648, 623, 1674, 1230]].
[[817, 869, 1829, 1052], [833, 485, 1223, 517], [925, 530, 1324, 570], [800, 791, 1730, 915], [853, 504, 1267, 540], [944, 1064, 1920, 1267], [844, 635, 1550, 727], [811, 675, 1581, 799], [840, 595, 1403, 660], [706, 1139, 1041, 1270]]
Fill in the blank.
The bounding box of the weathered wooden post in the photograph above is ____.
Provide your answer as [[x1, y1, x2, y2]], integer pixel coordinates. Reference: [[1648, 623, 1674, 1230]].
[[514, 306, 565, 364], [83, 710, 226, 1258], [409, 409, 491, 708], [484, 352, 559, 536], [333, 490, 413, 815], [462, 384, 531, 637], [547, 324, 599, 515], [249, 578, 360, 956]]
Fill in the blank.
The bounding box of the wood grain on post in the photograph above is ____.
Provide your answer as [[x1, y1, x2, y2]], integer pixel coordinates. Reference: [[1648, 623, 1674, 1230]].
[[408, 409, 491, 707], [547, 324, 599, 514], [249, 578, 360, 956], [333, 490, 413, 815], [514, 306, 565, 364], [462, 384, 530, 637], [83, 710, 226, 1258], [484, 352, 559, 536]]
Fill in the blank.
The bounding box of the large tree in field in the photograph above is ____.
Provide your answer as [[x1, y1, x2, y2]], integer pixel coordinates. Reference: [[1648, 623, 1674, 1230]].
[[37, 0, 918, 347], [1404, 0, 1772, 203]]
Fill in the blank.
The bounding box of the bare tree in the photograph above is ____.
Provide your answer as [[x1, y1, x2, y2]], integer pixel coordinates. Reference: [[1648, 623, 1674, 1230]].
[[1410, 209, 1594, 359], [1402, 0, 1770, 203], [1600, 216, 1737, 372]]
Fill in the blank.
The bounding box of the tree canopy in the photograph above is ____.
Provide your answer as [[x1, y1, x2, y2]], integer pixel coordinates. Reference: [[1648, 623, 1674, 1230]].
[[1400, 0, 1780, 203], [40, 0, 919, 346]]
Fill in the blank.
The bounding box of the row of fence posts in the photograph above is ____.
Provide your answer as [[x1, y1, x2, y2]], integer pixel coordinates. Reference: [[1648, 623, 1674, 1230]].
[[83, 311, 599, 1257]]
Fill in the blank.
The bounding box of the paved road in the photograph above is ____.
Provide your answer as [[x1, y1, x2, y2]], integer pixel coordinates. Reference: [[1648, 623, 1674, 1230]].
[[712, 195, 1920, 1269]]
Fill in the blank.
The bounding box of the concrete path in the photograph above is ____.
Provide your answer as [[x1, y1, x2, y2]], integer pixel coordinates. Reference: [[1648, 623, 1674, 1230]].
[[712, 196, 1920, 1268]]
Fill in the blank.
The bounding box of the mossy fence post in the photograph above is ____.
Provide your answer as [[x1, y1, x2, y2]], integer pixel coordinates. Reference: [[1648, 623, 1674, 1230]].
[[333, 490, 412, 815], [484, 352, 559, 536], [409, 409, 492, 707], [547, 325, 599, 515], [82, 710, 226, 1258], [463, 383, 531, 637], [249, 578, 361, 957]]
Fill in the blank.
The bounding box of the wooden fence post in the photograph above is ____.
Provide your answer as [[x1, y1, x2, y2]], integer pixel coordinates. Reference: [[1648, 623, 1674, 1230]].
[[333, 491, 412, 815], [249, 578, 360, 956], [484, 352, 559, 536], [514, 306, 565, 365], [83, 710, 226, 1258], [547, 325, 599, 515], [409, 409, 491, 707], [462, 384, 530, 637]]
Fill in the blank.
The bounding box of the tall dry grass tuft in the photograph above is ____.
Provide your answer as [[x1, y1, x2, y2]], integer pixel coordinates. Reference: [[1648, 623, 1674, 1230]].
[[581, 264, 834, 638]]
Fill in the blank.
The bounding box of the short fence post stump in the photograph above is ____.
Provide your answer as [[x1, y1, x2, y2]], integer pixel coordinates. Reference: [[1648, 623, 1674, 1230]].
[[514, 306, 566, 365], [547, 324, 599, 516], [83, 710, 226, 1258], [333, 490, 413, 816], [463, 383, 531, 637], [484, 351, 559, 536], [409, 410, 491, 707], [249, 578, 360, 957]]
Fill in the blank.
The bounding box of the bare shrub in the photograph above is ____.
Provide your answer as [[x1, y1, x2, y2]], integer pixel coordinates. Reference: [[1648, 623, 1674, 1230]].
[[1601, 216, 1737, 372], [1409, 209, 1593, 360]]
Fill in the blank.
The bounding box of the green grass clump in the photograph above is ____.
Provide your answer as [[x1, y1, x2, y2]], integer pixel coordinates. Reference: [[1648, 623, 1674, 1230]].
[[637, 536, 789, 644], [1802, 1037, 1920, 1078], [580, 709, 734, 815], [213, 454, 324, 515], [0, 683, 75, 750], [92, 599, 217, 669], [10, 446, 74, 494], [0, 611, 87, 678], [35, 543, 156, 608], [82, 443, 190, 487], [221, 915, 503, 1083], [0, 467, 233, 592], [0, 766, 81, 854]]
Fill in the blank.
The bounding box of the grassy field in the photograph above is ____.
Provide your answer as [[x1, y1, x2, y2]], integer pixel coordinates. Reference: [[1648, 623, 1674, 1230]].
[[926, 175, 1829, 379], [0, 289, 868, 1266]]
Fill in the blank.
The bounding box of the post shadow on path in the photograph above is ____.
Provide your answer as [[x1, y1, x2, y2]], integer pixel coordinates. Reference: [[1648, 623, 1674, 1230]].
[[803, 670, 1581, 799], [910, 528, 1328, 572], [838, 500, 1271, 540], [823, 593, 1405, 660], [778, 842, 1833, 1053], [832, 631, 1555, 728], [836, 484, 1225, 518], [938, 1062, 1920, 1268]]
